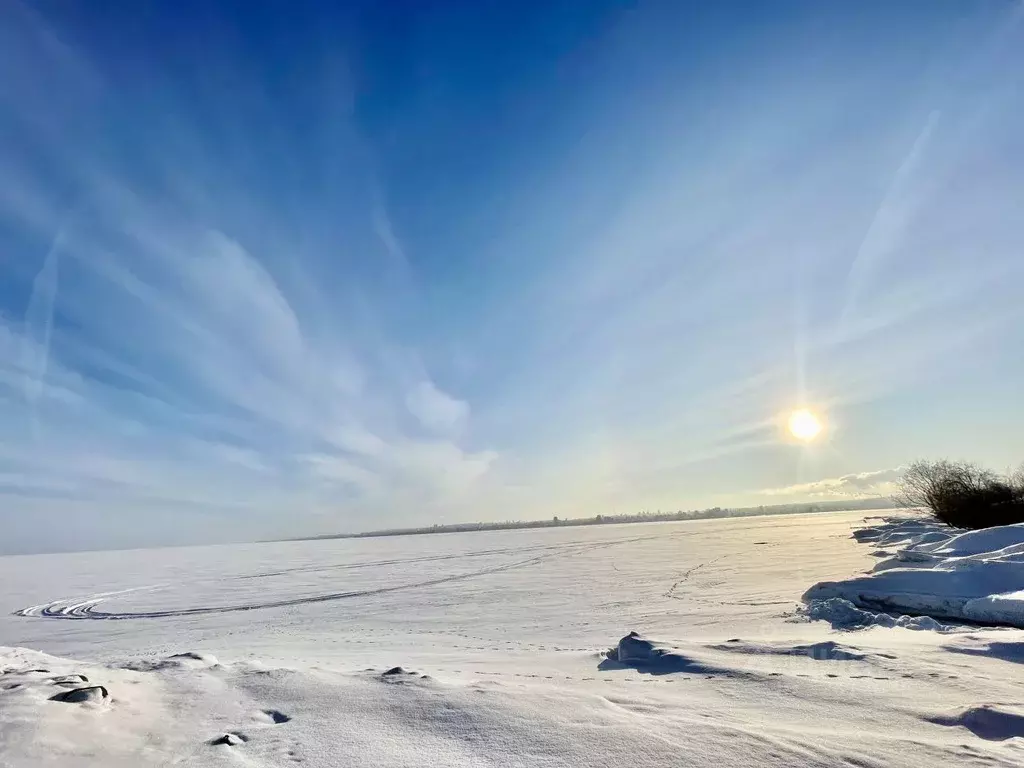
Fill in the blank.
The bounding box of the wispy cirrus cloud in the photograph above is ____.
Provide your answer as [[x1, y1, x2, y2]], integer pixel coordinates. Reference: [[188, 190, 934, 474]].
[[0, 214, 497, 551], [3, 1, 1024, 553], [0, 6, 501, 553]]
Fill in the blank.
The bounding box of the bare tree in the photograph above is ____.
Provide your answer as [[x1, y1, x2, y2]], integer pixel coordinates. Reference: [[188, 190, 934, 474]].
[[897, 459, 1024, 529], [1011, 463, 1024, 492]]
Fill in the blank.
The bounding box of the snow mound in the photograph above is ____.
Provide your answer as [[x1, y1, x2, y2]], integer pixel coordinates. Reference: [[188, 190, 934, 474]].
[[916, 525, 1024, 560], [166, 651, 219, 664], [602, 632, 736, 676], [804, 517, 1024, 628], [118, 651, 220, 671], [853, 517, 940, 547], [50, 685, 108, 704], [926, 705, 1024, 741], [210, 732, 249, 746], [616, 631, 668, 664], [800, 597, 952, 632]]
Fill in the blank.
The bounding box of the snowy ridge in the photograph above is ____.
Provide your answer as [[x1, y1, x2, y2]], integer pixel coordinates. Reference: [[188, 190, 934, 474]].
[[804, 516, 1024, 628]]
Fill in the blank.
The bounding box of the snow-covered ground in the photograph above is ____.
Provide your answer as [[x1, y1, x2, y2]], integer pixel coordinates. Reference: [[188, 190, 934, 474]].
[[2, 511, 1024, 766]]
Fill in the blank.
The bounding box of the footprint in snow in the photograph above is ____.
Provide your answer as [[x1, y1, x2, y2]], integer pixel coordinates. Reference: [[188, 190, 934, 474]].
[[50, 686, 109, 704], [382, 666, 420, 678], [51, 674, 89, 686], [210, 732, 249, 747], [258, 709, 292, 725]]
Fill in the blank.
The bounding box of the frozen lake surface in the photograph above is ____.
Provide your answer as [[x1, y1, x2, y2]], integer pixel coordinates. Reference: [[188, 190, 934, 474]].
[[3, 511, 1024, 766]]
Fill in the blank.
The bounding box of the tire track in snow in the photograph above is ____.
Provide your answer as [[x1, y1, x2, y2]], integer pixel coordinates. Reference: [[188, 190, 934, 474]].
[[14, 541, 619, 621], [15, 526, 699, 621]]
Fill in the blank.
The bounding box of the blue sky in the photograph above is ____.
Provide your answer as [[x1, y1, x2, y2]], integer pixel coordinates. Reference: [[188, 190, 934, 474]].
[[2, 1, 1023, 553]]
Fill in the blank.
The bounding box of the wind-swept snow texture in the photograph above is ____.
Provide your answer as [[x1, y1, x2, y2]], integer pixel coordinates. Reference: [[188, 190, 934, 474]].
[[3, 511, 1024, 766], [805, 516, 1024, 627]]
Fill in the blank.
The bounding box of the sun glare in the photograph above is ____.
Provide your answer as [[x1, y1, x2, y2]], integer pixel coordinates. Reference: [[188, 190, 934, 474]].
[[788, 408, 823, 442]]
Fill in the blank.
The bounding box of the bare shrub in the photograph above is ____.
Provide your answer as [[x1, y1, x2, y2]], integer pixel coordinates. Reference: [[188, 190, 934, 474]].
[[896, 460, 1024, 529]]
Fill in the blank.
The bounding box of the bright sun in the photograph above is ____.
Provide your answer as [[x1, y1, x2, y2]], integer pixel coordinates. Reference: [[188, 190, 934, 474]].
[[788, 408, 823, 442]]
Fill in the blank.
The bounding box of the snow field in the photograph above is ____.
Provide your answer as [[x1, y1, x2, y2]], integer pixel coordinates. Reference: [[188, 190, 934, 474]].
[[2, 511, 1024, 766]]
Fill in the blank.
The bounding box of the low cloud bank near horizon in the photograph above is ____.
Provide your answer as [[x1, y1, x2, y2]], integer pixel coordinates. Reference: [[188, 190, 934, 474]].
[[758, 467, 906, 500]]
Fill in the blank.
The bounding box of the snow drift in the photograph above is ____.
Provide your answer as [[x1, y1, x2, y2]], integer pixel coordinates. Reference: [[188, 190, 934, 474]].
[[804, 516, 1024, 628]]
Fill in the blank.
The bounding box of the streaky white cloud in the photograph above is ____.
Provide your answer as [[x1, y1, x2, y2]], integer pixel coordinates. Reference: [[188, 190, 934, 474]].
[[0, 117, 497, 550], [21, 221, 64, 415], [840, 109, 941, 325]]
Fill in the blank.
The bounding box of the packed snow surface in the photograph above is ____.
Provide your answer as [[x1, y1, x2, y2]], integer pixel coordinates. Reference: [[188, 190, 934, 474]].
[[804, 516, 1024, 627], [3, 511, 1024, 766]]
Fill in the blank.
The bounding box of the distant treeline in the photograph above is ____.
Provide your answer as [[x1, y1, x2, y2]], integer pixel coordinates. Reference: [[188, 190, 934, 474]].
[[286, 498, 894, 542]]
